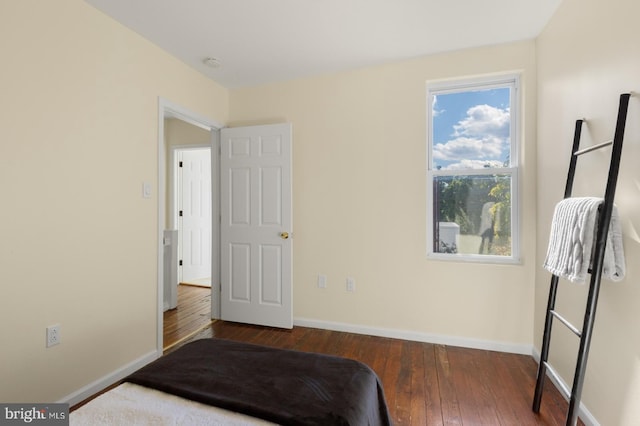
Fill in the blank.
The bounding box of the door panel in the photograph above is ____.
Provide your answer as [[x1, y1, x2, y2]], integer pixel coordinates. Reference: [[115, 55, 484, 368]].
[[220, 123, 292, 328], [261, 167, 282, 225], [230, 168, 251, 225], [260, 244, 282, 305], [230, 243, 251, 301]]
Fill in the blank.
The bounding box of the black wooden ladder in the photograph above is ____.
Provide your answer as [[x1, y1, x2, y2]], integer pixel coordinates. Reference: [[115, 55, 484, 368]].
[[532, 93, 631, 426]]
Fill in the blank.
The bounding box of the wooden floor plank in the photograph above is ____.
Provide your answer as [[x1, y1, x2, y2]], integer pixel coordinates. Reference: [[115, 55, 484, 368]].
[[407, 341, 428, 426], [393, 341, 414, 425], [380, 338, 403, 424], [422, 344, 444, 426], [435, 344, 463, 425]]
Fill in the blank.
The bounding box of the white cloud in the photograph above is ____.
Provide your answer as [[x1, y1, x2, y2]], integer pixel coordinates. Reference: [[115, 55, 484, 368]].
[[433, 136, 503, 161], [453, 104, 510, 139], [432, 95, 445, 117], [434, 104, 510, 169]]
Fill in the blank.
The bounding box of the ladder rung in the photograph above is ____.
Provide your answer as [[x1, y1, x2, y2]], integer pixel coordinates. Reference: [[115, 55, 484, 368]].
[[573, 139, 613, 156], [543, 362, 571, 399], [550, 310, 582, 337]]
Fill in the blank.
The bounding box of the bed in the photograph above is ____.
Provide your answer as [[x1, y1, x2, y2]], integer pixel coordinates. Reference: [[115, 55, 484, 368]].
[[71, 338, 392, 425]]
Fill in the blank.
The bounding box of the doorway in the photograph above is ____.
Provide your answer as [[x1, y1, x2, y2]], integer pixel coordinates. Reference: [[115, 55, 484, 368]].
[[157, 98, 221, 354], [157, 101, 294, 353]]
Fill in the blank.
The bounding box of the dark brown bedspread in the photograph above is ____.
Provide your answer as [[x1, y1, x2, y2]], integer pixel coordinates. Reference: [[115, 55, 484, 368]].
[[125, 338, 391, 426]]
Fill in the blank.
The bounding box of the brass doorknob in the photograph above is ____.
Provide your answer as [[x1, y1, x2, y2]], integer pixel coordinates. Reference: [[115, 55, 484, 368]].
[[280, 232, 289, 239]]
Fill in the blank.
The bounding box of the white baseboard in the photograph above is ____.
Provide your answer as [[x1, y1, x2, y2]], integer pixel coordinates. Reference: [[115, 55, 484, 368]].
[[531, 349, 600, 426], [58, 350, 158, 407], [293, 317, 533, 355]]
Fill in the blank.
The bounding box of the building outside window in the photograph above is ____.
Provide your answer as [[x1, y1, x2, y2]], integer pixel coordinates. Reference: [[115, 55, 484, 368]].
[[427, 74, 520, 262]]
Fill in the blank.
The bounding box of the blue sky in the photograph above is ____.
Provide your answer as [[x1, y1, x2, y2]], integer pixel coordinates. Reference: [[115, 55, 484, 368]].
[[432, 87, 511, 170]]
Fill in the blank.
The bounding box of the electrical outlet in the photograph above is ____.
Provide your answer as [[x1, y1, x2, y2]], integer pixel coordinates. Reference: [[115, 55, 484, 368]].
[[346, 277, 356, 292], [46, 324, 61, 347], [317, 274, 327, 289]]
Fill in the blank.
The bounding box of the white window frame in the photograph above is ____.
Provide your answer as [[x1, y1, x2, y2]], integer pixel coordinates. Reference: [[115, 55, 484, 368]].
[[426, 74, 520, 263]]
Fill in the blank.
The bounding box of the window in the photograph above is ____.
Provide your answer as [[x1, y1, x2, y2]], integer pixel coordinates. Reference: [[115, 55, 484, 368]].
[[427, 75, 519, 262]]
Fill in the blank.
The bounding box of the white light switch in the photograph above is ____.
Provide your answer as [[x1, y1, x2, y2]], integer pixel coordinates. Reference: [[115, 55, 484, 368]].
[[317, 274, 327, 289], [143, 182, 152, 198]]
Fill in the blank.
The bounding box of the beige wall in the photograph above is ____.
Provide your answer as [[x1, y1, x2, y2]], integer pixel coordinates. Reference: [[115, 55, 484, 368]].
[[163, 118, 212, 228], [536, 0, 640, 424], [229, 41, 538, 349], [0, 0, 228, 403], [165, 118, 212, 149]]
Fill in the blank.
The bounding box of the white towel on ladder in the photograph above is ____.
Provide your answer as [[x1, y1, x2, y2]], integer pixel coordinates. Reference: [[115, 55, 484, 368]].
[[543, 197, 625, 283]]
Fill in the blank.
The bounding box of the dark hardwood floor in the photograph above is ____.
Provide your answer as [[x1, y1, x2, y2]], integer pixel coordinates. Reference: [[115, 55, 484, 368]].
[[161, 286, 581, 425], [163, 284, 212, 350], [172, 321, 583, 426]]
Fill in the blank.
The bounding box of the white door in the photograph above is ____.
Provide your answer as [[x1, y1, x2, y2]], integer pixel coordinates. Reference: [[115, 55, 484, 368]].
[[179, 148, 212, 284], [220, 123, 292, 328]]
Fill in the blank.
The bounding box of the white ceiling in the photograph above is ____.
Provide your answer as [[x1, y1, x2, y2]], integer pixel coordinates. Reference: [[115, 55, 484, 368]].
[[85, 0, 562, 89]]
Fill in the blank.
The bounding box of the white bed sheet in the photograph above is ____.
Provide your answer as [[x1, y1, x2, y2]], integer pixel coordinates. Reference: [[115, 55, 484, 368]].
[[70, 382, 277, 425]]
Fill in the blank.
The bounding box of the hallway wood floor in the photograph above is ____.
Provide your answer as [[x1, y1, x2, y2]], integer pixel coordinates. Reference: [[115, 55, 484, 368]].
[[174, 321, 583, 426], [162, 284, 212, 350]]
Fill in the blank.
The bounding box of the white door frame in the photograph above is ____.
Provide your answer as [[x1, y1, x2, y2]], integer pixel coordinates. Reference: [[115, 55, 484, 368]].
[[157, 97, 222, 356]]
